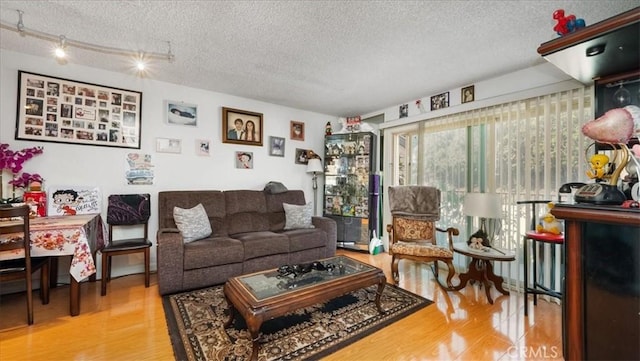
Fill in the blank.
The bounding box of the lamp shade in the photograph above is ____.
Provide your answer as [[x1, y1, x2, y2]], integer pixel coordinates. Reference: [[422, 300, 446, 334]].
[[306, 158, 323, 174], [463, 193, 502, 219]]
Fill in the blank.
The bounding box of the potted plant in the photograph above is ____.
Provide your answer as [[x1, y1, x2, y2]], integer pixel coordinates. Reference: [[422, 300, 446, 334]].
[[0, 143, 44, 204]]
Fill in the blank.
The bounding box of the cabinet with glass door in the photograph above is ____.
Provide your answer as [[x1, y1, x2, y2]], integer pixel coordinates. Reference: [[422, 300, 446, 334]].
[[323, 132, 377, 251]]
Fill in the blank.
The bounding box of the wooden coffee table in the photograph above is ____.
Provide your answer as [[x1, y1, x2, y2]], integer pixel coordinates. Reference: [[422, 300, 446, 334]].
[[223, 255, 386, 361]]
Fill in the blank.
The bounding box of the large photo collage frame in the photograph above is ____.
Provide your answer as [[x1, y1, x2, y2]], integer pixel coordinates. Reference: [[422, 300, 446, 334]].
[[16, 71, 142, 149]]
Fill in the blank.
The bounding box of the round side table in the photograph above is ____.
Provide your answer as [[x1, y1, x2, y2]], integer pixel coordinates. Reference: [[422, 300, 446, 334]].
[[452, 242, 515, 304]]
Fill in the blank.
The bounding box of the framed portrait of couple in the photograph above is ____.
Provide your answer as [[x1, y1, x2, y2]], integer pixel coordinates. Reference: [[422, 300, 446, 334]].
[[222, 107, 263, 146]]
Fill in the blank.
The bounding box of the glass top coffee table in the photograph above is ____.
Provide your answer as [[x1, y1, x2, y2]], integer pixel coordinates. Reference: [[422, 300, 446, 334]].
[[223, 255, 386, 361]]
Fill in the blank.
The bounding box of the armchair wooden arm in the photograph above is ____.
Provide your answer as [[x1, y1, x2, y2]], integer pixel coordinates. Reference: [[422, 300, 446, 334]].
[[436, 226, 459, 252]]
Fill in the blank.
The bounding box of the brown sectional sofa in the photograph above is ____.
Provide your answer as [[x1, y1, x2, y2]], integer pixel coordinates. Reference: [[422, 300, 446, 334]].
[[156, 189, 337, 295]]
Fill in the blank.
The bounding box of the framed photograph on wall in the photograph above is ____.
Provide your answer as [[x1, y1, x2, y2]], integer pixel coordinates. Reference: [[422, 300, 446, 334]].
[[399, 104, 408, 118], [236, 151, 253, 169], [156, 137, 182, 154], [222, 107, 263, 146], [295, 148, 309, 164], [430, 91, 450, 110], [290, 121, 305, 141], [269, 136, 285, 157], [196, 139, 210, 156], [16, 70, 142, 149], [461, 85, 475, 103], [166, 100, 197, 126]]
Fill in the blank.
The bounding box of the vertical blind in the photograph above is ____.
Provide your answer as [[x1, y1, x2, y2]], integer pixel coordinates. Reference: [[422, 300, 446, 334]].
[[390, 86, 592, 293]]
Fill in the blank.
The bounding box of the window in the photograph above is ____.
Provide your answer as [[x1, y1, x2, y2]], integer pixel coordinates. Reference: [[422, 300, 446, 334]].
[[386, 87, 592, 288]]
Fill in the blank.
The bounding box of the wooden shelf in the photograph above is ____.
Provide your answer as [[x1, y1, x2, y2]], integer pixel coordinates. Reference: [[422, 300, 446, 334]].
[[537, 7, 640, 84]]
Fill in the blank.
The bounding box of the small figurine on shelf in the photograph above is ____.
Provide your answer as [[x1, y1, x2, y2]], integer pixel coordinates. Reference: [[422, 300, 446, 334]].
[[23, 180, 47, 217], [586, 153, 610, 180], [552, 9, 585, 36], [536, 202, 563, 235], [325, 121, 332, 135]]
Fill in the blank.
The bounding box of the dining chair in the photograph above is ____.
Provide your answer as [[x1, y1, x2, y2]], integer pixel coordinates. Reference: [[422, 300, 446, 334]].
[[100, 194, 152, 296], [386, 186, 459, 289], [0, 204, 50, 325]]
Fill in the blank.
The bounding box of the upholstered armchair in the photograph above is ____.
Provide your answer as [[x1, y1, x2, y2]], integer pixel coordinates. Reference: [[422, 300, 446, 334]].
[[386, 186, 459, 288]]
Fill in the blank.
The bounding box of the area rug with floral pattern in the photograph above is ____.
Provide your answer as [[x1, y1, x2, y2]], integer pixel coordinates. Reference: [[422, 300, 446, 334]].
[[162, 283, 432, 361]]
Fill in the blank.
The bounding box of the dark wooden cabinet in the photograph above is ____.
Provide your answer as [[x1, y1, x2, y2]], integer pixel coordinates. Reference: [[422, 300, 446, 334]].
[[537, 7, 640, 85], [552, 204, 640, 361]]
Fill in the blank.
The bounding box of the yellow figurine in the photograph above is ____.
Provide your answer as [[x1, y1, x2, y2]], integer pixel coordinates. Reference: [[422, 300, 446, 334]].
[[536, 202, 563, 235], [586, 153, 609, 180]]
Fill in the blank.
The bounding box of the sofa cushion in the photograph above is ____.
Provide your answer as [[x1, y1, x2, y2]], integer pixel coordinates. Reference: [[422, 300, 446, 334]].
[[226, 212, 270, 235], [232, 231, 290, 260], [284, 228, 328, 252], [173, 203, 213, 243], [283, 202, 314, 230], [225, 190, 267, 214], [183, 237, 244, 270]]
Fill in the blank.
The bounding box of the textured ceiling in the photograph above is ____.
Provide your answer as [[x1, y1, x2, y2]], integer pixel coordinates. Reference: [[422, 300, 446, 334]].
[[0, 1, 638, 117]]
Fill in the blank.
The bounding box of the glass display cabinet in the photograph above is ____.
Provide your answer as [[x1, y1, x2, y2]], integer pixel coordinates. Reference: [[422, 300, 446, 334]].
[[323, 132, 378, 251]]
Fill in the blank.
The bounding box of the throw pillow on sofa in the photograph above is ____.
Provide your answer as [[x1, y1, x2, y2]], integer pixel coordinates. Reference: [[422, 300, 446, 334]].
[[173, 203, 212, 243], [283, 202, 315, 230]]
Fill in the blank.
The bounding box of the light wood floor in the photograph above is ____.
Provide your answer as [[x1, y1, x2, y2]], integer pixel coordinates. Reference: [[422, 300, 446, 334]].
[[0, 250, 563, 360]]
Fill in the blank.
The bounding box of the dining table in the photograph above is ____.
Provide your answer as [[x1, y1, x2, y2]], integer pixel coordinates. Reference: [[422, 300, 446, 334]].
[[0, 213, 105, 316]]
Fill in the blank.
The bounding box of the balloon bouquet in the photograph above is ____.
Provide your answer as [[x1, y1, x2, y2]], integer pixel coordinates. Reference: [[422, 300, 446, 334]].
[[581, 105, 640, 203]]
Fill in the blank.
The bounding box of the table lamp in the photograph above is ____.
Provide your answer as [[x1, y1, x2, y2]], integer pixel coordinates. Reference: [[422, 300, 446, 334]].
[[463, 192, 502, 246], [306, 158, 324, 215]]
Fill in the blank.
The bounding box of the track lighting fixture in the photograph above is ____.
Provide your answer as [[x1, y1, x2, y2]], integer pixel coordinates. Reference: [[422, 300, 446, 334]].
[[0, 10, 175, 70]]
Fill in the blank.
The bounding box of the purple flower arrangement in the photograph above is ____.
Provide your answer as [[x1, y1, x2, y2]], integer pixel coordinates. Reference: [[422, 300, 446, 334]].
[[0, 143, 44, 201]]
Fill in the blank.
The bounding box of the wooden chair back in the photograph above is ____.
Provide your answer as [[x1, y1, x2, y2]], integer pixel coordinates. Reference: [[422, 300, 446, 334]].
[[0, 204, 50, 325]]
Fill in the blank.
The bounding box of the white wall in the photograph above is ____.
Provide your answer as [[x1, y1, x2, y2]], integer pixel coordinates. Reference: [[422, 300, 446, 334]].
[[0, 49, 335, 281], [363, 62, 574, 123]]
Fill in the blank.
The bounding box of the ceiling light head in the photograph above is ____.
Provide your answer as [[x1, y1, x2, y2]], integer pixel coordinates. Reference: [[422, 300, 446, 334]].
[[136, 56, 146, 71], [16, 10, 25, 35], [167, 41, 175, 63], [134, 53, 148, 75], [54, 35, 67, 59]]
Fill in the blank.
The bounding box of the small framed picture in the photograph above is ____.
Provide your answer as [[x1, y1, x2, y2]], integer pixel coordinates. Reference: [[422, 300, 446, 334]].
[[290, 121, 305, 141], [166, 100, 197, 126], [269, 136, 285, 157], [156, 137, 182, 154], [222, 107, 263, 146], [236, 151, 253, 169], [295, 148, 309, 165], [399, 104, 408, 118], [196, 139, 210, 156], [430, 92, 450, 111], [462, 85, 475, 103]]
